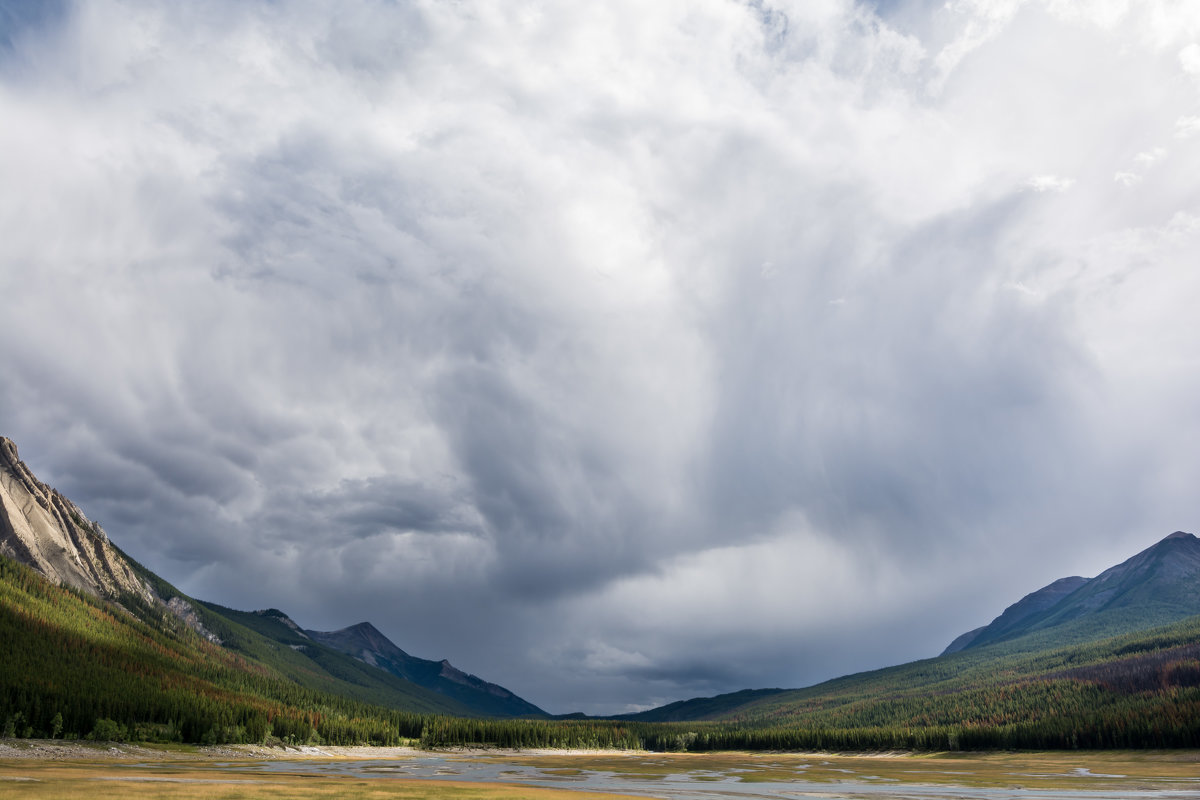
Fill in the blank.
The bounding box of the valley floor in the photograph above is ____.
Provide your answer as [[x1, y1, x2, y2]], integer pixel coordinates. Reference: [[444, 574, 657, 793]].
[[0, 740, 642, 761], [3, 740, 1200, 799]]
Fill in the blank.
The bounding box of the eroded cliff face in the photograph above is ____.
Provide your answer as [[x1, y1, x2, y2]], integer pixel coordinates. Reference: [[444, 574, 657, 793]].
[[0, 436, 152, 603]]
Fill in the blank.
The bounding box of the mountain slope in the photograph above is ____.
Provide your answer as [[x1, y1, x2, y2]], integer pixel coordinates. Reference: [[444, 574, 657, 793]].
[[615, 612, 1200, 749], [0, 438, 149, 602], [942, 576, 1089, 654], [625, 531, 1200, 734], [1029, 532, 1200, 626], [948, 532, 1200, 652], [307, 622, 545, 717], [0, 550, 423, 743], [0, 434, 538, 734], [614, 688, 787, 723], [190, 605, 475, 716]]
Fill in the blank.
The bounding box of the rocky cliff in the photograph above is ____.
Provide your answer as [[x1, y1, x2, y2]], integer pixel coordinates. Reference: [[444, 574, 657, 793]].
[[0, 436, 151, 603]]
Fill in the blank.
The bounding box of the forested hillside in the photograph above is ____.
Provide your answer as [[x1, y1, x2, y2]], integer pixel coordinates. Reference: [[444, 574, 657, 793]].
[[0, 433, 543, 738], [946, 532, 1200, 653], [6, 541, 1200, 749], [0, 552, 427, 743], [422, 614, 1200, 751], [191, 603, 476, 716]]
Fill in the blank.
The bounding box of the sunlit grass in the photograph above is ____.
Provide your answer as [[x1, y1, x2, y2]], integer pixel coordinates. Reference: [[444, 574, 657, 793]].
[[0, 762, 644, 800]]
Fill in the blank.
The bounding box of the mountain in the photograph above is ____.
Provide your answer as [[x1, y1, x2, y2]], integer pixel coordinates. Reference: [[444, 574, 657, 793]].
[[0, 437, 149, 602], [941, 576, 1089, 654], [0, 548, 438, 743], [944, 531, 1200, 653], [0, 435, 541, 742], [307, 622, 544, 717], [619, 531, 1200, 749], [612, 611, 1200, 750], [186, 603, 479, 716]]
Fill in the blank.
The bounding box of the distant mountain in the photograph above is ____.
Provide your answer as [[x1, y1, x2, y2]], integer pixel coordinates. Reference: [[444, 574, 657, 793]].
[[307, 622, 544, 717], [942, 576, 1089, 654], [613, 688, 787, 722], [944, 532, 1200, 653], [0, 434, 541, 742], [189, 602, 477, 716], [624, 531, 1200, 735], [619, 610, 1200, 751]]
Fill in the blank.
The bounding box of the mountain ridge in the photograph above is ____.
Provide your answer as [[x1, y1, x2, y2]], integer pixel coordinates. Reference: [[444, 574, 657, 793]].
[[0, 434, 541, 720], [944, 531, 1200, 653], [942, 575, 1090, 654], [307, 621, 545, 716], [622, 530, 1200, 726]]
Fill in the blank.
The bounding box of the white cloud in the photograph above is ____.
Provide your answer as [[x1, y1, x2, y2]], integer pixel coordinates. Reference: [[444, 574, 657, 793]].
[[1113, 171, 1142, 186], [1027, 174, 1075, 192], [1006, 280, 1042, 298], [1176, 115, 1200, 137], [932, 0, 1028, 91], [1134, 147, 1166, 167], [1181, 43, 1200, 75]]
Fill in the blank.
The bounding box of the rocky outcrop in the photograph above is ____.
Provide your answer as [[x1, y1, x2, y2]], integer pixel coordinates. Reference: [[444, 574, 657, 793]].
[[0, 436, 151, 603], [166, 595, 223, 644]]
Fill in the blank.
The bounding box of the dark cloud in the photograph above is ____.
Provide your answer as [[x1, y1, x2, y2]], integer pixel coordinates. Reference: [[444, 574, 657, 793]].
[[2, 0, 1199, 713], [0, 0, 68, 58]]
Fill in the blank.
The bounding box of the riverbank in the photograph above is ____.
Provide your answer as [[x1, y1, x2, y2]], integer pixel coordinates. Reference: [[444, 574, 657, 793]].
[[0, 739, 665, 761]]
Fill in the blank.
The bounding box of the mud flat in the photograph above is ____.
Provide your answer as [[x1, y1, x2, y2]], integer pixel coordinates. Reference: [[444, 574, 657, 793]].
[[2, 742, 1200, 800]]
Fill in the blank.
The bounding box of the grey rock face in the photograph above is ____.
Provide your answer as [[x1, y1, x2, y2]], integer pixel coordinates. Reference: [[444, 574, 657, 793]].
[[0, 436, 151, 602]]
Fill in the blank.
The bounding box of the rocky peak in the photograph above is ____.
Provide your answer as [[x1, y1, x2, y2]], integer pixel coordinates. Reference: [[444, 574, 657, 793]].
[[1089, 530, 1200, 587], [308, 621, 408, 657], [0, 435, 150, 602], [343, 621, 395, 651]]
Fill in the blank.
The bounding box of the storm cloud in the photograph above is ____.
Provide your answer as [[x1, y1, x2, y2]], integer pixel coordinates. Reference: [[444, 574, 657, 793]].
[[2, 0, 1200, 714]]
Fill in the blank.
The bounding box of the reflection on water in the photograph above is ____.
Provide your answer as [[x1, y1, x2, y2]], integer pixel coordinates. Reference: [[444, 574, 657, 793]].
[[156, 753, 1200, 800]]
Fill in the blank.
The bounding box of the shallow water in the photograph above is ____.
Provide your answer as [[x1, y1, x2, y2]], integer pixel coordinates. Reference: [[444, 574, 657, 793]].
[[173, 753, 1200, 800]]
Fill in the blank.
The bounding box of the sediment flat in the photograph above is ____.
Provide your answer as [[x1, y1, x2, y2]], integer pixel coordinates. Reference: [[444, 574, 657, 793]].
[[3, 741, 1200, 800]]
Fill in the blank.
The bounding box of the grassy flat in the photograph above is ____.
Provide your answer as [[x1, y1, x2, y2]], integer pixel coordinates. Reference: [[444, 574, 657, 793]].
[[2, 749, 1199, 798], [484, 749, 1200, 791], [0, 761, 644, 800]]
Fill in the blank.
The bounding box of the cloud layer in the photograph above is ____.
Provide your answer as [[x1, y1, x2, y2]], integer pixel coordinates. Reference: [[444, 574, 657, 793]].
[[2, 0, 1200, 713]]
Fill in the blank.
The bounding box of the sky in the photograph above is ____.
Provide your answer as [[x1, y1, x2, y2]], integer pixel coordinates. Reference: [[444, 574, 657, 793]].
[[1, 0, 1199, 715]]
